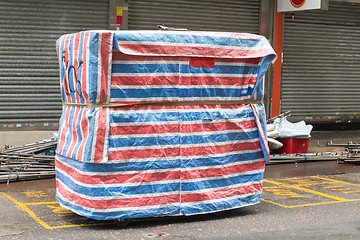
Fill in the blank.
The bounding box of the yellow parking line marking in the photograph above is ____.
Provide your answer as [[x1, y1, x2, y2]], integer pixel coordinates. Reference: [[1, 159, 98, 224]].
[[25, 202, 58, 206], [0, 192, 111, 229], [0, 192, 53, 229], [311, 176, 360, 187], [344, 191, 360, 194], [262, 198, 360, 208], [263, 179, 349, 201]]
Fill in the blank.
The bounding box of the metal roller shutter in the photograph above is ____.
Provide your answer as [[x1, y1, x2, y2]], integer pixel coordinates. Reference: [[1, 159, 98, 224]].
[[281, 1, 360, 123], [0, 0, 109, 129], [127, 0, 260, 34]]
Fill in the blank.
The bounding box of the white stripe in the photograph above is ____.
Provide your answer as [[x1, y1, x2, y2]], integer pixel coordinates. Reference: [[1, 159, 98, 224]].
[[108, 138, 259, 151], [117, 40, 267, 51], [57, 178, 180, 200], [182, 158, 264, 173], [110, 96, 250, 102], [107, 148, 262, 163], [110, 84, 255, 90], [109, 127, 258, 139], [90, 108, 100, 162], [183, 180, 263, 195], [112, 73, 257, 77], [181, 169, 264, 184], [181, 191, 261, 207], [110, 106, 251, 114], [57, 190, 180, 213], [113, 60, 181, 65]]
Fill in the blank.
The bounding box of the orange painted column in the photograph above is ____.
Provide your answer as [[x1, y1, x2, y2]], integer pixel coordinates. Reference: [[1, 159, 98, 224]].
[[271, 7, 284, 118]]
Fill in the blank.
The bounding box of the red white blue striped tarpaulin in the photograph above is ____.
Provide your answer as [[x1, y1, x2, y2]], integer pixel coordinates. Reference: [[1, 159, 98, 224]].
[[55, 30, 276, 220]]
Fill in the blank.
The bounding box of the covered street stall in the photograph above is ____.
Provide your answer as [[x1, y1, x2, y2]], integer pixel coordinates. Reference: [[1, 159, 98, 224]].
[[55, 30, 276, 220]]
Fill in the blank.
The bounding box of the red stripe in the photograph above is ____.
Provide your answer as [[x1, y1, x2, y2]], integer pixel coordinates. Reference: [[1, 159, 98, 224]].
[[99, 32, 112, 103], [181, 183, 262, 203], [108, 147, 180, 161], [110, 120, 256, 136], [112, 51, 261, 64], [181, 141, 261, 157], [110, 123, 179, 136], [181, 160, 265, 180], [119, 44, 273, 59], [81, 32, 90, 103], [180, 76, 257, 86], [108, 141, 260, 161], [57, 180, 180, 209], [93, 108, 107, 163], [76, 108, 89, 160], [56, 159, 180, 184], [73, 32, 81, 104], [58, 106, 71, 155], [111, 76, 179, 86]]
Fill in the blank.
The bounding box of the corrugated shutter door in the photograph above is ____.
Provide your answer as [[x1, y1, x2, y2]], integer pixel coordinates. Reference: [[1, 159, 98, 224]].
[[281, 1, 360, 123], [0, 0, 109, 129], [128, 0, 260, 34]]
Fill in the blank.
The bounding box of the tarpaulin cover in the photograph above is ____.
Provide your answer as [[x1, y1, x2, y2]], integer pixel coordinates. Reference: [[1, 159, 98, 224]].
[[55, 30, 276, 220]]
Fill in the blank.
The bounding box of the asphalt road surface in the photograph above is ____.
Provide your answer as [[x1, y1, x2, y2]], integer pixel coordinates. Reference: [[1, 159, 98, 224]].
[[0, 161, 359, 240]]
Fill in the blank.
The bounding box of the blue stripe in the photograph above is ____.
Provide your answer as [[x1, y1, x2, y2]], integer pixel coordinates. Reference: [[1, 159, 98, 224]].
[[181, 171, 264, 192], [56, 170, 180, 197], [114, 32, 266, 48], [56, 153, 181, 172], [180, 64, 258, 75], [181, 130, 258, 145], [110, 108, 254, 123], [88, 32, 99, 103], [112, 63, 179, 74], [83, 107, 97, 161], [181, 151, 264, 169], [109, 135, 180, 148], [59, 37, 67, 102], [110, 111, 179, 123], [110, 87, 253, 99], [109, 130, 258, 148], [77, 32, 85, 103], [110, 88, 177, 99], [181, 192, 261, 215], [57, 193, 180, 220], [68, 34, 76, 103], [112, 63, 258, 75]]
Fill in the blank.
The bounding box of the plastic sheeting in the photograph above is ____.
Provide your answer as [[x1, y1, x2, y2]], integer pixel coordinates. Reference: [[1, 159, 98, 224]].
[[55, 30, 276, 220]]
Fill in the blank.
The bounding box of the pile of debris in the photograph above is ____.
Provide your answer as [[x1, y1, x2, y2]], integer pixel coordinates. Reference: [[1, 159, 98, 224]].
[[0, 138, 57, 184]]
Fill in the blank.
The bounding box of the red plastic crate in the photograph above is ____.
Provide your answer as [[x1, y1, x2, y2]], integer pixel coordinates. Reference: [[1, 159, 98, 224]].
[[273, 137, 310, 154]]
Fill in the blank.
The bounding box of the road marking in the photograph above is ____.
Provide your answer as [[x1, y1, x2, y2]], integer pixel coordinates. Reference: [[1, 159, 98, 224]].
[[0, 192, 111, 229], [262, 176, 360, 208], [263, 179, 348, 201], [311, 176, 360, 187]]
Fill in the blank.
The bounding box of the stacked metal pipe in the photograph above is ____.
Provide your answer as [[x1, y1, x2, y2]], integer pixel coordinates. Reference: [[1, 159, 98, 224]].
[[0, 138, 57, 184]]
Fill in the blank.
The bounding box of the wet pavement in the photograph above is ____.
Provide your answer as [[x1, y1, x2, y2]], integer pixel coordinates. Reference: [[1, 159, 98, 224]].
[[0, 161, 359, 239]]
